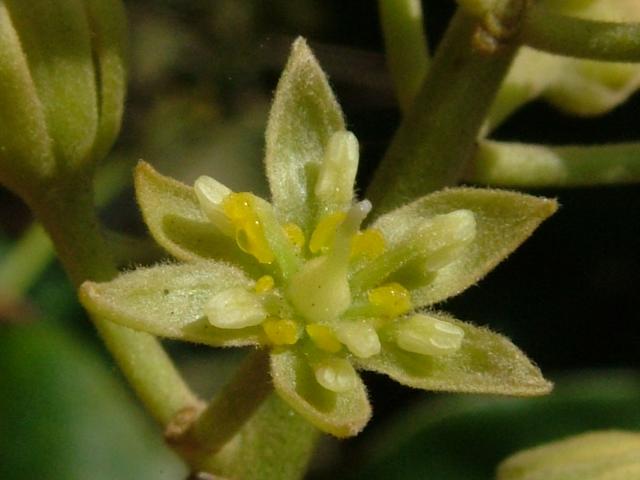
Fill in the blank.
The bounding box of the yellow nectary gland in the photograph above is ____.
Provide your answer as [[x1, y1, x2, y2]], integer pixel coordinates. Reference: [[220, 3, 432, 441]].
[[254, 275, 275, 293], [306, 324, 342, 353], [223, 192, 274, 264], [309, 211, 346, 254], [283, 223, 305, 250], [263, 318, 299, 345], [351, 228, 386, 260], [368, 283, 412, 318]]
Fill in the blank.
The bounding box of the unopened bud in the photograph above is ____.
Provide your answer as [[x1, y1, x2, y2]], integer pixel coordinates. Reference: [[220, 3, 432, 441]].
[[0, 0, 126, 199]]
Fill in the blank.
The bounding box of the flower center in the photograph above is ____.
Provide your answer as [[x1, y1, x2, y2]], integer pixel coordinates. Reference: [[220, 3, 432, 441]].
[[194, 130, 473, 392]]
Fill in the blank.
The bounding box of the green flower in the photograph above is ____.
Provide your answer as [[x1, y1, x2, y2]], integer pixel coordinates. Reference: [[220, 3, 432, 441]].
[[80, 38, 557, 437], [491, 0, 640, 127]]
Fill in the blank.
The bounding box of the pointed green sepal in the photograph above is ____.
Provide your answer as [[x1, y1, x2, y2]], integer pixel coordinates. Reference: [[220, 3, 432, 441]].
[[354, 312, 552, 396], [371, 187, 557, 308], [80, 262, 264, 347], [270, 348, 371, 437], [498, 430, 640, 480], [265, 37, 346, 230], [4, 0, 98, 168], [84, 0, 128, 164], [0, 2, 55, 194], [134, 162, 261, 274]]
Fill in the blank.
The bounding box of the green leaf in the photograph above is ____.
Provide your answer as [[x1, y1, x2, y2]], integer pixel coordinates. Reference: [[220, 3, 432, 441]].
[[80, 262, 263, 347], [265, 37, 345, 230], [371, 188, 557, 307], [498, 431, 640, 480], [5, 0, 98, 168], [270, 348, 372, 437], [0, 322, 184, 480], [355, 312, 551, 396], [134, 162, 261, 274], [347, 372, 640, 480]]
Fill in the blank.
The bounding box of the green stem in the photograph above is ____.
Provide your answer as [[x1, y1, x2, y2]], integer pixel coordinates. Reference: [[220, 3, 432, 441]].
[[368, 10, 518, 214], [521, 5, 640, 62], [27, 173, 201, 426], [0, 158, 133, 295], [378, 0, 430, 113], [471, 140, 640, 187], [174, 350, 273, 460], [0, 224, 52, 295]]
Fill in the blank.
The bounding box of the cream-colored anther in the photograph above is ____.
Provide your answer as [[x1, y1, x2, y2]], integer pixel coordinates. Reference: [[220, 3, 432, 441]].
[[396, 314, 464, 356], [315, 131, 359, 208], [419, 209, 476, 271], [204, 287, 266, 329], [194, 175, 234, 236], [314, 357, 358, 392], [335, 321, 381, 358]]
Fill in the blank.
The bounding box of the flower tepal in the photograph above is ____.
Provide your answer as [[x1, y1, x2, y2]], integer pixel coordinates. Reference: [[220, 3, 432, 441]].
[[193, 130, 473, 394], [80, 37, 556, 438]]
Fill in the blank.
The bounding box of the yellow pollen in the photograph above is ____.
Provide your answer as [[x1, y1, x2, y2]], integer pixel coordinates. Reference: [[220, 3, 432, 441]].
[[263, 318, 299, 345], [283, 223, 305, 251], [309, 212, 346, 254], [306, 324, 342, 353], [351, 228, 385, 260], [368, 282, 412, 318], [223, 192, 274, 264], [254, 275, 275, 293]]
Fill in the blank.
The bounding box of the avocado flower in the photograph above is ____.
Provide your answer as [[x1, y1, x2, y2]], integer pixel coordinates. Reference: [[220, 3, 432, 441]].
[[81, 39, 556, 437]]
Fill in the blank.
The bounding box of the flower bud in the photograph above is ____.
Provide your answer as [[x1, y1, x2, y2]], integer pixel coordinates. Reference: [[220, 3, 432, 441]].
[[492, 0, 640, 127], [0, 0, 126, 199]]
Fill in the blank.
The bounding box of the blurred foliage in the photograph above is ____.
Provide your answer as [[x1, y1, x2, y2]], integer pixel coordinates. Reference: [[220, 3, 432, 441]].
[[1, 0, 639, 478], [343, 372, 640, 480]]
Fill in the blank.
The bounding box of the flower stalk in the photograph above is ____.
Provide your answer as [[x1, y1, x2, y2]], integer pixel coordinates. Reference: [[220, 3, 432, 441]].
[[521, 4, 640, 62], [368, 9, 519, 214]]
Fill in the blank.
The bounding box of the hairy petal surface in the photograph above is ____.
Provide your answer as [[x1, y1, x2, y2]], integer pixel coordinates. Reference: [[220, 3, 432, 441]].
[[372, 188, 557, 307], [354, 312, 552, 396], [80, 262, 263, 347], [270, 348, 371, 437], [135, 162, 261, 274], [265, 38, 345, 230]]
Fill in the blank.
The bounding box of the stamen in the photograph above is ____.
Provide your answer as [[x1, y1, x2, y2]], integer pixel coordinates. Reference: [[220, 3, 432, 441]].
[[309, 212, 346, 254], [351, 228, 386, 260], [313, 357, 358, 392], [368, 283, 412, 318], [263, 318, 300, 345], [254, 275, 275, 293], [288, 202, 370, 323], [306, 324, 342, 353], [350, 209, 476, 292], [204, 287, 266, 329], [331, 200, 372, 261], [315, 131, 359, 211], [396, 314, 464, 356], [223, 193, 274, 264], [194, 176, 234, 236], [335, 321, 381, 358], [283, 223, 305, 251], [421, 210, 476, 271]]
